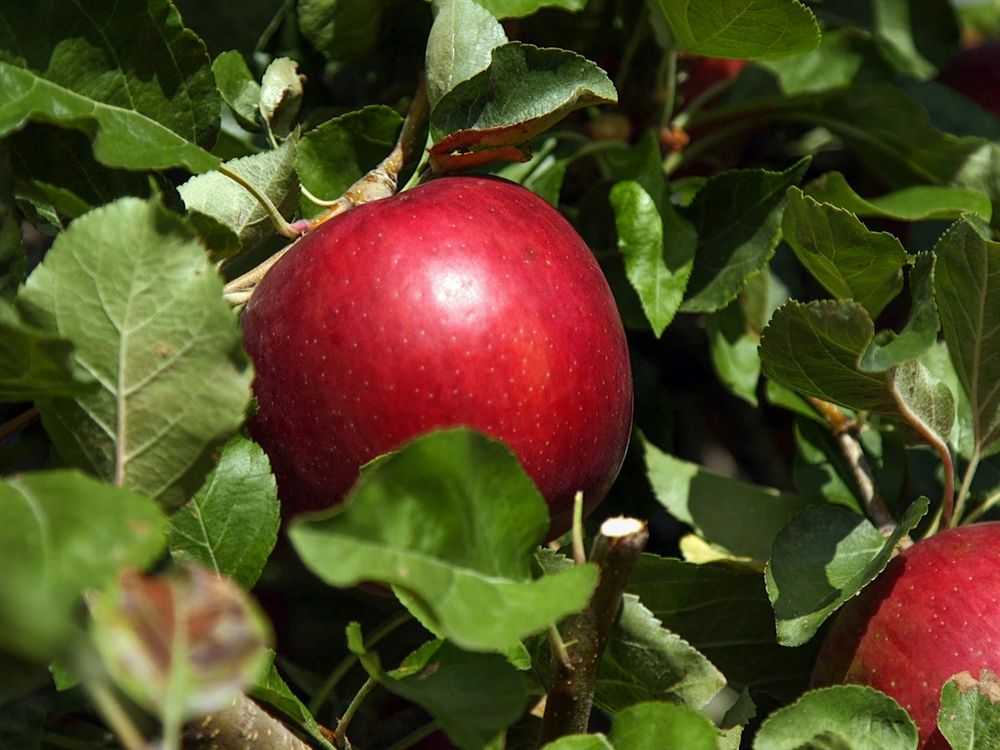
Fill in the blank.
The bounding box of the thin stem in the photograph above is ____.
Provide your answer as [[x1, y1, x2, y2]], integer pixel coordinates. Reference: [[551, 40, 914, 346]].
[[953, 447, 983, 527], [547, 623, 571, 672], [217, 165, 299, 238], [384, 721, 439, 750], [806, 397, 897, 534], [333, 677, 377, 749], [223, 245, 293, 296], [571, 491, 586, 566], [308, 610, 412, 715], [0, 406, 39, 443], [964, 487, 1000, 524], [658, 49, 679, 129], [538, 517, 648, 746], [85, 680, 149, 750]]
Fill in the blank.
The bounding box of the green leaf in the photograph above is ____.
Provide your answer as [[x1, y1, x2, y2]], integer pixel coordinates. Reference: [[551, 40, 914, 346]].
[[0, 299, 96, 402], [0, 0, 220, 173], [0, 470, 165, 659], [251, 650, 336, 750], [759, 300, 898, 415], [429, 43, 616, 170], [627, 555, 818, 703], [681, 158, 810, 313], [212, 51, 262, 131], [540, 736, 613, 750], [707, 298, 761, 406], [643, 434, 814, 562], [258, 59, 305, 137], [167, 437, 279, 590], [426, 0, 507, 110], [890, 359, 955, 444], [297, 106, 403, 218], [860, 253, 940, 372], [474, 0, 588, 18], [0, 143, 24, 300], [764, 498, 928, 647], [805, 171, 992, 222], [298, 0, 384, 62], [179, 137, 299, 260], [793, 419, 862, 512], [289, 429, 598, 652], [758, 29, 864, 95], [360, 638, 527, 750], [90, 565, 271, 724], [754, 686, 918, 750], [652, 0, 820, 60], [17, 197, 253, 509], [938, 670, 1000, 750], [610, 180, 696, 336], [596, 594, 725, 713], [933, 217, 1000, 457], [610, 701, 718, 750], [782, 188, 908, 319]]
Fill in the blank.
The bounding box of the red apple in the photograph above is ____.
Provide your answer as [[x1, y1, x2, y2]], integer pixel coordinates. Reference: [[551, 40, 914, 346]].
[[937, 42, 1000, 119], [242, 175, 633, 535], [679, 56, 747, 109], [811, 523, 1000, 749]]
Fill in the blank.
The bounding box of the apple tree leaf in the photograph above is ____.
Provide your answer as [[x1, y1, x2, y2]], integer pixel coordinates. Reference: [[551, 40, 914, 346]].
[[258, 59, 305, 137], [650, 0, 820, 60], [643, 434, 814, 562], [680, 158, 810, 313], [298, 0, 384, 62], [16, 198, 253, 510], [429, 43, 616, 171], [0, 470, 165, 659], [626, 555, 818, 704], [355, 635, 527, 750], [765, 498, 928, 647], [168, 437, 280, 590], [297, 106, 403, 218], [0, 0, 220, 173], [610, 179, 696, 337], [933, 217, 1000, 458], [782, 188, 908, 319], [758, 29, 864, 96], [805, 171, 991, 222], [252, 651, 336, 750], [90, 565, 271, 723], [179, 137, 299, 260], [289, 428, 599, 652], [595, 594, 725, 713], [0, 300, 96, 402], [212, 51, 262, 132], [474, 0, 588, 18], [860, 253, 940, 372], [938, 670, 1000, 750], [754, 686, 918, 750], [707, 297, 761, 406], [426, 0, 507, 110], [610, 701, 718, 750], [540, 737, 614, 750]]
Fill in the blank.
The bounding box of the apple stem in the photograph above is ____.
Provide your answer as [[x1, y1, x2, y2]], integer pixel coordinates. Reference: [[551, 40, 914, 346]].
[[185, 693, 312, 750], [806, 397, 898, 535], [538, 517, 648, 746]]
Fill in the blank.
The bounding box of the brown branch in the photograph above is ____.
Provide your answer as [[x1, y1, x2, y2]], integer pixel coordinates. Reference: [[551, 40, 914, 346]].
[[538, 517, 648, 745], [806, 397, 898, 536], [186, 694, 314, 750], [0, 406, 39, 443]]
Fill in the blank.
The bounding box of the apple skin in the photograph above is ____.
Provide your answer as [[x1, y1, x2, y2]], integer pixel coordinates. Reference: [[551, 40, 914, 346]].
[[242, 175, 633, 535], [937, 42, 1000, 119], [680, 56, 747, 108], [810, 523, 1000, 749]]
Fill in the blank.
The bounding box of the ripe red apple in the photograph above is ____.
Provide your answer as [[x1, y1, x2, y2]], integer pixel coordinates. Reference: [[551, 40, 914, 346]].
[[242, 175, 633, 535], [679, 56, 747, 109], [810, 523, 1000, 749], [937, 42, 1000, 119]]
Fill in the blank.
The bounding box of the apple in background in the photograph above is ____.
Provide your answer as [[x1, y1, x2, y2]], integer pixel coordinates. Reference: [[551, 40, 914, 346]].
[[679, 56, 748, 110], [936, 41, 1000, 118], [242, 175, 633, 536], [811, 523, 1000, 749]]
